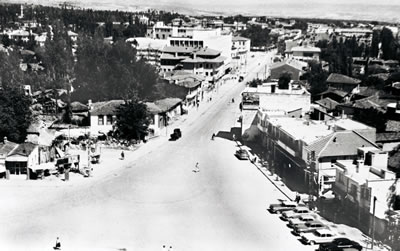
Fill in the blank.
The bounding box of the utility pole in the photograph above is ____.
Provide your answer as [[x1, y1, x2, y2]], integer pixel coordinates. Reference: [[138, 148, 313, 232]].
[[371, 196, 377, 250]]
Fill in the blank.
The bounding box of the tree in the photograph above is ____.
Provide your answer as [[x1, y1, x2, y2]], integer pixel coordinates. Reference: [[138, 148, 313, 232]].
[[247, 78, 262, 88], [278, 72, 291, 89], [306, 61, 328, 96], [115, 99, 150, 141], [370, 30, 380, 58], [0, 86, 32, 143], [73, 34, 159, 102], [380, 27, 396, 60]]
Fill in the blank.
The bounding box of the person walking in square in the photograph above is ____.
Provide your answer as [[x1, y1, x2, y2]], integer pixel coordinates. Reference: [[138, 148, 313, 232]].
[[53, 237, 61, 250], [193, 162, 200, 173], [121, 151, 125, 160]]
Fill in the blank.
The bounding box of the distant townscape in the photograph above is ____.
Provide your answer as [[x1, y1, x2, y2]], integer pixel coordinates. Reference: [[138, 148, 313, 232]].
[[1, 2, 400, 251]]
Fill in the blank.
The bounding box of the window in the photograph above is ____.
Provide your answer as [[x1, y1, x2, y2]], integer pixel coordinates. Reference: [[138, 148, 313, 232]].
[[106, 115, 113, 125], [205, 72, 209, 76], [350, 184, 358, 197], [98, 115, 104, 125]]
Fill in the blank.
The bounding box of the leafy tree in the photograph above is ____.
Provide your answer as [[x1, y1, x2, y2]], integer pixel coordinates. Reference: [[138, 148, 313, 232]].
[[239, 25, 277, 47], [305, 61, 328, 96], [278, 72, 291, 89], [247, 78, 262, 88], [370, 30, 380, 58], [380, 27, 396, 60], [73, 33, 159, 102], [0, 86, 32, 143], [115, 99, 150, 141]]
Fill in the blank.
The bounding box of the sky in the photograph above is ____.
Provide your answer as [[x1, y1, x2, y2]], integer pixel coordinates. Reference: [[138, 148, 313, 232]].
[[2, 0, 400, 22]]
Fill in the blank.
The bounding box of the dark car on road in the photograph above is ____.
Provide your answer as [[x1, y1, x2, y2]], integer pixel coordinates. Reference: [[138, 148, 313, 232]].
[[235, 149, 249, 160], [318, 237, 363, 251], [170, 128, 182, 141], [268, 200, 298, 214]]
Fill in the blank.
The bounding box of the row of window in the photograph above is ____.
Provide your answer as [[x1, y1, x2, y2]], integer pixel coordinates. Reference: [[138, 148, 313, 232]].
[[98, 115, 114, 126]]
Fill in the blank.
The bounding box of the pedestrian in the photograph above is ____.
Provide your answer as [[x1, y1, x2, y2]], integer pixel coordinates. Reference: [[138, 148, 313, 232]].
[[121, 151, 125, 160], [194, 162, 200, 172], [162, 245, 167, 251], [53, 237, 61, 250], [232, 134, 236, 141], [295, 193, 301, 203], [168, 246, 173, 251]]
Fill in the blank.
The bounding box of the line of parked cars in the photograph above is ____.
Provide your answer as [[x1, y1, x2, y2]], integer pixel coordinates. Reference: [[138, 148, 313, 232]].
[[268, 199, 363, 250]]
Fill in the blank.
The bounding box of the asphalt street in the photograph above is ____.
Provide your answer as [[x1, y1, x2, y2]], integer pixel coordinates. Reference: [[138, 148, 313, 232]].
[[0, 51, 315, 251]]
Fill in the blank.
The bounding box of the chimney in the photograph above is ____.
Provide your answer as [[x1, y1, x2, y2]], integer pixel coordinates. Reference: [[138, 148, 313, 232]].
[[3, 136, 7, 143], [88, 99, 92, 109], [356, 159, 364, 173]]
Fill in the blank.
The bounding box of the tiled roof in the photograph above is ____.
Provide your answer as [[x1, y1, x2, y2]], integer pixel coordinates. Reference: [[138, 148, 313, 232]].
[[232, 36, 250, 41], [386, 120, 400, 132], [154, 98, 182, 111], [270, 59, 306, 71], [8, 142, 37, 157], [389, 151, 400, 169], [376, 132, 400, 142], [327, 73, 361, 85], [314, 97, 339, 110], [317, 87, 349, 98], [0, 141, 18, 156], [305, 131, 377, 158], [71, 101, 88, 112], [195, 47, 220, 56], [356, 87, 380, 97], [90, 100, 125, 116], [145, 102, 163, 114]]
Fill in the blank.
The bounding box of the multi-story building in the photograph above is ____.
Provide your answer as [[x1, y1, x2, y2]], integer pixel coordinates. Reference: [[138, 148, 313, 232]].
[[333, 148, 396, 236], [126, 37, 168, 66], [254, 112, 378, 196], [231, 36, 250, 68], [286, 45, 321, 62], [241, 81, 311, 141]]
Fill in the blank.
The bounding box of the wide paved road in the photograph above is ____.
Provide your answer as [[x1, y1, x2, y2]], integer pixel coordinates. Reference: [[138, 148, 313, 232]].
[[0, 51, 314, 251]]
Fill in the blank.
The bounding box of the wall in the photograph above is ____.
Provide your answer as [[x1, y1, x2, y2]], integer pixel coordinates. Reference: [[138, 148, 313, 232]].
[[259, 93, 311, 114], [90, 115, 114, 135]]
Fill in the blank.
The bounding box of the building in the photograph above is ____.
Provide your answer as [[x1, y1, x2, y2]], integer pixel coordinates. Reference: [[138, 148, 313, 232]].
[[89, 99, 183, 138], [126, 37, 168, 66], [89, 100, 125, 136], [326, 73, 361, 93], [5, 142, 38, 179], [269, 59, 307, 81], [0, 139, 18, 178], [145, 98, 183, 137], [333, 148, 396, 236], [241, 81, 311, 141], [231, 36, 251, 68], [255, 114, 378, 195], [286, 45, 321, 62]]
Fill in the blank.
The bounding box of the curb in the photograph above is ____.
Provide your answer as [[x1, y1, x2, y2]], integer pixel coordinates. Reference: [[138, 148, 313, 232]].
[[252, 161, 295, 201]]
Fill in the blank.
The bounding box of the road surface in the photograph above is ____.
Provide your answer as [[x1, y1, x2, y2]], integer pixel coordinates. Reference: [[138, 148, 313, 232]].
[[0, 51, 314, 251]]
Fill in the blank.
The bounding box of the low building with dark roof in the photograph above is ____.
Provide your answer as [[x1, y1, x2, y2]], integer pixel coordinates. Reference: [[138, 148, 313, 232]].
[[269, 59, 307, 81], [5, 142, 39, 179], [326, 73, 361, 92], [89, 100, 125, 136]]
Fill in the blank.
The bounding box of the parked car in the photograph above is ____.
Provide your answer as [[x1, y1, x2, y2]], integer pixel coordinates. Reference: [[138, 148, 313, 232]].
[[318, 237, 363, 251], [293, 220, 327, 235], [239, 76, 244, 82], [301, 229, 337, 245], [170, 128, 182, 141], [235, 149, 249, 160], [288, 214, 317, 228], [281, 207, 311, 220], [269, 200, 298, 214]]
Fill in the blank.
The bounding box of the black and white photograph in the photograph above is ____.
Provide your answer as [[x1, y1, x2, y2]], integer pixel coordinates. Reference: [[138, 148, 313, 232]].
[[0, 0, 399, 250]]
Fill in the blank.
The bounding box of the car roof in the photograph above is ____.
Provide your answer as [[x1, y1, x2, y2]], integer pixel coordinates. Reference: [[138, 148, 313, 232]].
[[295, 207, 309, 210], [283, 201, 298, 206], [316, 229, 333, 234]]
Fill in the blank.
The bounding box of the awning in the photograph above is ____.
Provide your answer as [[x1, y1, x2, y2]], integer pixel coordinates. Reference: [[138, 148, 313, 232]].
[[0, 164, 5, 173], [30, 162, 56, 172]]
